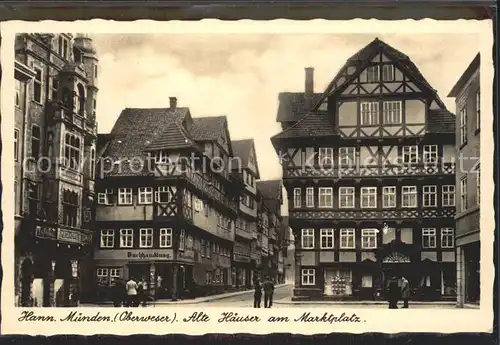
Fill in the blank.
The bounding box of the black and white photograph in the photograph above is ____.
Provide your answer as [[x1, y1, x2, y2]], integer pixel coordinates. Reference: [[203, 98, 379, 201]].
[[0, 19, 494, 335]]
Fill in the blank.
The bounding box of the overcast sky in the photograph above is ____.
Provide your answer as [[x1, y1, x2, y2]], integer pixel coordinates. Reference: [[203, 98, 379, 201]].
[[91, 33, 479, 182]]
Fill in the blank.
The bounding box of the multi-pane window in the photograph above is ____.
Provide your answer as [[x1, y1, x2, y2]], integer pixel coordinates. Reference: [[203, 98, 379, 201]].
[[96, 268, 109, 285], [120, 229, 133, 248], [318, 147, 333, 166], [62, 189, 79, 227], [15, 79, 22, 106], [340, 228, 355, 249], [179, 229, 185, 251], [301, 269, 315, 285], [156, 186, 175, 204], [339, 187, 355, 208], [33, 68, 42, 103], [402, 186, 417, 208], [160, 228, 172, 248], [423, 145, 438, 163], [31, 125, 41, 161], [64, 133, 81, 170], [402, 146, 418, 164], [382, 186, 396, 208], [361, 187, 377, 208], [293, 188, 301, 208], [366, 65, 380, 83], [100, 229, 114, 248], [138, 187, 153, 204], [301, 229, 314, 249], [476, 90, 480, 131], [382, 64, 394, 82], [339, 147, 356, 167], [422, 228, 436, 248], [422, 185, 437, 207], [318, 187, 333, 208], [383, 101, 402, 124], [306, 187, 314, 208], [360, 102, 379, 125], [442, 185, 455, 207], [109, 269, 120, 284], [118, 188, 133, 205], [320, 228, 334, 249], [139, 228, 153, 248], [460, 176, 468, 212], [98, 188, 113, 205], [14, 129, 19, 162], [58, 36, 69, 59], [361, 229, 377, 249], [441, 228, 454, 248], [460, 107, 467, 145]]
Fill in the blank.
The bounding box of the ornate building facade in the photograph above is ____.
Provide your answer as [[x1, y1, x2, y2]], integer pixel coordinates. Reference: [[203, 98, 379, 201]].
[[448, 53, 480, 307], [14, 33, 98, 306], [272, 38, 457, 301], [94, 99, 246, 301]]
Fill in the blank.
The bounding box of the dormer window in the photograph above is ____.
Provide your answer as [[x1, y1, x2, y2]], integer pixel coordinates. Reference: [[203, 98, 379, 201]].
[[366, 65, 380, 83], [382, 64, 395, 81]]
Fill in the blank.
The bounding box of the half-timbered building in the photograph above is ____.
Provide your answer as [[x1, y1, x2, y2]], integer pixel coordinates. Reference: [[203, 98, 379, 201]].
[[272, 38, 457, 301], [14, 34, 98, 307], [256, 180, 285, 282], [94, 98, 244, 301], [448, 53, 480, 307], [231, 139, 261, 287]]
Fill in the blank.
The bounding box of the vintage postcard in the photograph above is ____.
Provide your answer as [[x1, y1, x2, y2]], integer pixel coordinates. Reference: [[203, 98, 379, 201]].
[[0, 19, 494, 335]]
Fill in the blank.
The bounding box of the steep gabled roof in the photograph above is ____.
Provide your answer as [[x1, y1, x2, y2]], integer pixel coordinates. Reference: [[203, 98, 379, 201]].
[[191, 116, 227, 142], [257, 180, 283, 215], [448, 53, 480, 97], [101, 107, 232, 177], [272, 38, 453, 140], [271, 111, 335, 141], [427, 109, 456, 133], [231, 139, 260, 179]]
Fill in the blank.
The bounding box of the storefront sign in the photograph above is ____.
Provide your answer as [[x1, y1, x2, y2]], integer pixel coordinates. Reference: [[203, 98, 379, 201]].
[[35, 226, 57, 240], [57, 228, 93, 245], [94, 249, 174, 261], [383, 252, 411, 263], [127, 251, 172, 260]]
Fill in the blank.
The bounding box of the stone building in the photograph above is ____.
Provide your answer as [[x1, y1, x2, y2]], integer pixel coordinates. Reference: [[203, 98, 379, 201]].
[[272, 38, 457, 301], [14, 33, 98, 306], [448, 53, 481, 307]]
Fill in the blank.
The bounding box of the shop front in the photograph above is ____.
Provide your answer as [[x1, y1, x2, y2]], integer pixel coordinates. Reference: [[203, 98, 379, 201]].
[[93, 248, 190, 301]]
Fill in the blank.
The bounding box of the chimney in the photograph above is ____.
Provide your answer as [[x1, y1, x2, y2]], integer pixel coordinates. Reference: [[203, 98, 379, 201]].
[[169, 97, 177, 111], [304, 67, 314, 108]]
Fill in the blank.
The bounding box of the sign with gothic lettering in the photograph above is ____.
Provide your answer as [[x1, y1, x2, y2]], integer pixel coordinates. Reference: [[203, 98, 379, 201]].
[[382, 252, 411, 263]]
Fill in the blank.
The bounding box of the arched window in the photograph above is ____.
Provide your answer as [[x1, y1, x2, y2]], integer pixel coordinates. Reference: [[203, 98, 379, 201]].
[[77, 83, 85, 116]]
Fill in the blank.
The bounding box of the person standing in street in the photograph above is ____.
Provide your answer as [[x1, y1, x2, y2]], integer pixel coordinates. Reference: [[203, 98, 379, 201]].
[[253, 279, 262, 308], [126, 277, 139, 307], [401, 276, 410, 308], [138, 277, 149, 307], [262, 276, 275, 308], [112, 278, 126, 307]]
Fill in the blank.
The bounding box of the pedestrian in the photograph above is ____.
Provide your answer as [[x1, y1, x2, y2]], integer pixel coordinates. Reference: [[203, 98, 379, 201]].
[[262, 276, 275, 308], [112, 278, 125, 307], [386, 275, 400, 309], [156, 275, 163, 299], [126, 276, 139, 307], [401, 276, 410, 308], [253, 279, 262, 308]]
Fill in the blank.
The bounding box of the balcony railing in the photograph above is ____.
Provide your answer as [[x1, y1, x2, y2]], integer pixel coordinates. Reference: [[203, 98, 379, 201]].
[[52, 102, 97, 136], [235, 226, 252, 239], [284, 162, 455, 179], [155, 162, 238, 211], [290, 208, 455, 220]]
